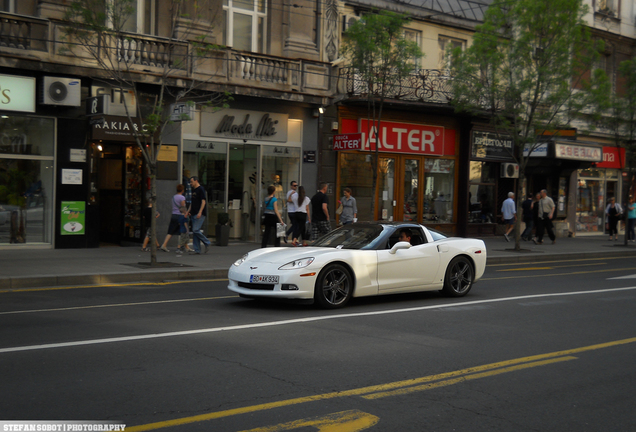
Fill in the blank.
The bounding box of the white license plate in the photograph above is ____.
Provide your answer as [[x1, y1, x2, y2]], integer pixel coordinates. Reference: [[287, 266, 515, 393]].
[[250, 275, 280, 284]]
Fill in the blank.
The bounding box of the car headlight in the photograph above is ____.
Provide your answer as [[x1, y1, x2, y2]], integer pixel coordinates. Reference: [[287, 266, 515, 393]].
[[233, 254, 249, 266], [278, 257, 315, 270]]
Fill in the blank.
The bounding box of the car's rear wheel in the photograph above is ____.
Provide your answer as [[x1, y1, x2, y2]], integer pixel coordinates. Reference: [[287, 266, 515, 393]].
[[441, 256, 473, 297], [315, 264, 353, 308]]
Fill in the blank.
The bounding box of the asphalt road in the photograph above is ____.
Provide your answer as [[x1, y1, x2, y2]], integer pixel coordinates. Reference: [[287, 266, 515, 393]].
[[1, 255, 636, 431]]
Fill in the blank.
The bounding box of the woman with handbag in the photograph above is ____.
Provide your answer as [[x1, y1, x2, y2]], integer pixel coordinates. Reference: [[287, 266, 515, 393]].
[[261, 185, 285, 248], [339, 188, 358, 225], [291, 186, 311, 247]]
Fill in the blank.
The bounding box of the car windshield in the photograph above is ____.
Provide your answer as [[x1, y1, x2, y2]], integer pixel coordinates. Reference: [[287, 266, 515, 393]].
[[312, 224, 385, 250], [428, 227, 448, 241]]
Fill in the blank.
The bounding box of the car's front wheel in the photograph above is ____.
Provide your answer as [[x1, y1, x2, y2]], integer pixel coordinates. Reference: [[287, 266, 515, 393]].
[[314, 263, 353, 308], [441, 256, 473, 297]]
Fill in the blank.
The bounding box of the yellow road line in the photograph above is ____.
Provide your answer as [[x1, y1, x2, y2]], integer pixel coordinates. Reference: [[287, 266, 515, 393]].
[[0, 278, 229, 294], [125, 337, 636, 432]]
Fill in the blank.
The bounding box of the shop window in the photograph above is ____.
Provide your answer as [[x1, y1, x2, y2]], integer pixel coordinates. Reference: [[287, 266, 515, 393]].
[[261, 146, 300, 219], [223, 0, 267, 52], [468, 161, 495, 223], [424, 159, 454, 223]]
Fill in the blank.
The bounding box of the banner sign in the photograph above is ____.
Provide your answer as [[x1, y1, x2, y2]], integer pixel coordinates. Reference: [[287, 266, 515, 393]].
[[471, 130, 514, 161], [333, 133, 362, 151], [60, 201, 85, 235], [597, 146, 625, 169], [555, 142, 602, 162]]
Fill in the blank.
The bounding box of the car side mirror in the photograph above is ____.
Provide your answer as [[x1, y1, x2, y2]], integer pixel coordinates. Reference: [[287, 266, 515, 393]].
[[389, 241, 412, 254]]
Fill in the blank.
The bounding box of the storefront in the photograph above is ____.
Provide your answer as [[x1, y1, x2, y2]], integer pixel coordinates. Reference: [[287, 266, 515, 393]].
[[0, 74, 55, 246], [182, 107, 304, 242], [337, 115, 459, 234], [89, 115, 153, 245], [468, 129, 516, 236], [576, 146, 624, 235]]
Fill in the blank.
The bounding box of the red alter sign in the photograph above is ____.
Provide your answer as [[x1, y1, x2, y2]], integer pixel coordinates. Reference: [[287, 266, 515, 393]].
[[333, 133, 362, 151]]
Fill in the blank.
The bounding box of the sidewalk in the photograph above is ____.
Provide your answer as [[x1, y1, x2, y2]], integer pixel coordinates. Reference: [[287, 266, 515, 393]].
[[2, 235, 636, 290]]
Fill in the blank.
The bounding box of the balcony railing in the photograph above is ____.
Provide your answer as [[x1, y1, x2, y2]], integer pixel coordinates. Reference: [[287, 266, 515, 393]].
[[0, 13, 48, 51], [338, 67, 454, 105], [0, 13, 331, 98]]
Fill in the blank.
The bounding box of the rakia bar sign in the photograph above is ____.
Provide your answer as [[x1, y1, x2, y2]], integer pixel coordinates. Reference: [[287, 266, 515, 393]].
[[201, 109, 289, 142]]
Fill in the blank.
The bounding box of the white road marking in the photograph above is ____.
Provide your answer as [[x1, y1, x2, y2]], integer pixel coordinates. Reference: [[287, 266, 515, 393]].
[[608, 274, 636, 280], [0, 296, 235, 315], [2, 286, 635, 354]]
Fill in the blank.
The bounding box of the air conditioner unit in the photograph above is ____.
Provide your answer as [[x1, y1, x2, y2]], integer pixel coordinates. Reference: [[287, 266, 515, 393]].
[[40, 76, 81, 106], [501, 162, 519, 178], [342, 14, 360, 32]]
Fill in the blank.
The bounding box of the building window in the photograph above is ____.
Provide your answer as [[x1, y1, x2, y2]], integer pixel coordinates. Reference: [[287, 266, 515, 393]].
[[438, 36, 465, 74], [223, 0, 266, 52], [106, 0, 158, 35], [597, 0, 619, 16], [404, 29, 422, 70], [1, 0, 14, 13]]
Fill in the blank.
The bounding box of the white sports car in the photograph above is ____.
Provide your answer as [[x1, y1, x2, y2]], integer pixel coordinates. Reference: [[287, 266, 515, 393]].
[[228, 222, 487, 308]]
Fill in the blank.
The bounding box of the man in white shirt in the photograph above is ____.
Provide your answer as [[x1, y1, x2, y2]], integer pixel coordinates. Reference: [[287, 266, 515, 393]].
[[285, 181, 298, 241], [501, 192, 516, 242], [535, 189, 556, 245]]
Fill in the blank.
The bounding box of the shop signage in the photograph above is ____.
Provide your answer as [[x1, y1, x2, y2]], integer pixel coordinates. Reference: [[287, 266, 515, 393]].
[[596, 146, 625, 169], [359, 119, 446, 156], [471, 131, 514, 161], [157, 145, 178, 162], [201, 109, 289, 142], [0, 74, 36, 113], [183, 139, 226, 154], [62, 169, 83, 185], [91, 115, 156, 142], [169, 103, 194, 122], [70, 149, 86, 163], [555, 142, 602, 162], [303, 151, 316, 163], [523, 142, 549, 157], [60, 201, 85, 235], [91, 85, 136, 117], [333, 133, 362, 151], [86, 95, 108, 116]]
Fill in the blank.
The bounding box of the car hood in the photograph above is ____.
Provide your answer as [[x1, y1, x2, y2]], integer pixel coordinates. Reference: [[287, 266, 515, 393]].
[[243, 247, 342, 264]]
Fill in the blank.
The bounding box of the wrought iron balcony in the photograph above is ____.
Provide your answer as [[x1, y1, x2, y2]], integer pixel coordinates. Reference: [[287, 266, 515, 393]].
[[338, 67, 454, 105]]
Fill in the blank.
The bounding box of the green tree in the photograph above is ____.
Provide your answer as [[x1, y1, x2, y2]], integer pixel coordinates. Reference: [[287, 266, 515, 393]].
[[63, 0, 230, 263], [450, 0, 601, 250], [341, 10, 422, 220]]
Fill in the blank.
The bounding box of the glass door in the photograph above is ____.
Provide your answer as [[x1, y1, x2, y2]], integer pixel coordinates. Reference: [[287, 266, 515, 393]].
[[229, 143, 260, 241], [377, 157, 395, 221], [402, 159, 420, 222]]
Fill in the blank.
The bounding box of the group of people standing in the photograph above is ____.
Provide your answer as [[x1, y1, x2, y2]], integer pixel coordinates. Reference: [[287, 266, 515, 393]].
[[502, 189, 557, 245], [261, 181, 357, 248]]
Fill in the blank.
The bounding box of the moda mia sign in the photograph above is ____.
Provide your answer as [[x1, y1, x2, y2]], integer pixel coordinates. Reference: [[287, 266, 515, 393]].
[[201, 109, 289, 143]]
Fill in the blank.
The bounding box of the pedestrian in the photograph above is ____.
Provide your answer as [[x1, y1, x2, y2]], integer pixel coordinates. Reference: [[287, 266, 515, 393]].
[[141, 198, 160, 252], [605, 197, 623, 241], [311, 182, 331, 240], [159, 184, 186, 252], [339, 188, 358, 225], [520, 193, 534, 241], [535, 189, 556, 245], [501, 192, 516, 242], [188, 176, 211, 254], [532, 192, 541, 242], [627, 197, 636, 242], [261, 185, 285, 248], [285, 180, 298, 243], [291, 185, 311, 247], [175, 206, 193, 254]]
